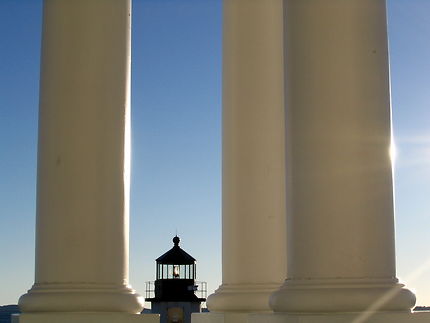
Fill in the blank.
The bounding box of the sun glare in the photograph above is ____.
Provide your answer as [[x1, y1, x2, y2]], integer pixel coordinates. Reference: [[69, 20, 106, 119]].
[[390, 140, 397, 166]]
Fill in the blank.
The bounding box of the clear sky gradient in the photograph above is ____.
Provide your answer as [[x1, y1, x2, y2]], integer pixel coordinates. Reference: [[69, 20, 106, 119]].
[[1, 0, 429, 307]]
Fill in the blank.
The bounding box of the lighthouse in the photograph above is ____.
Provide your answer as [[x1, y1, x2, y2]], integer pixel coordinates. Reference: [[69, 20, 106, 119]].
[[145, 236, 206, 323]]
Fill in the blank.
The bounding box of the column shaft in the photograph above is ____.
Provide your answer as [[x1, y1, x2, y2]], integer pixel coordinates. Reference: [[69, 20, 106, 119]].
[[18, 0, 143, 313], [270, 0, 415, 313], [207, 0, 286, 312]]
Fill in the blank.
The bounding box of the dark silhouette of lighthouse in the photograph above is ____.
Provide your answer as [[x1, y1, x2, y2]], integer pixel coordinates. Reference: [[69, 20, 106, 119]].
[[145, 236, 206, 323]]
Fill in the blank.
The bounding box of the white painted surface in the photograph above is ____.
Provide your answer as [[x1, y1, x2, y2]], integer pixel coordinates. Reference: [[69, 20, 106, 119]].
[[206, 0, 286, 313], [193, 312, 250, 323], [250, 312, 430, 323], [193, 312, 430, 323], [12, 313, 159, 323], [18, 0, 143, 314], [270, 0, 415, 313]]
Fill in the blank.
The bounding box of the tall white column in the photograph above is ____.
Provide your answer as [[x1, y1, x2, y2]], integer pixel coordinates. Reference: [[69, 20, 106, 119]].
[[206, 0, 286, 313], [18, 0, 143, 314], [270, 0, 415, 313]]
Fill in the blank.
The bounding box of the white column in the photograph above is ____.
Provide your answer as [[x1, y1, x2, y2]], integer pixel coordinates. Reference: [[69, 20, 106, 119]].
[[270, 0, 415, 313], [18, 0, 144, 314], [206, 0, 286, 313]]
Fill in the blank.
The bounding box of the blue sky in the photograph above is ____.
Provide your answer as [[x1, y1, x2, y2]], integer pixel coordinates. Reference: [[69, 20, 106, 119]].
[[1, 0, 430, 308]]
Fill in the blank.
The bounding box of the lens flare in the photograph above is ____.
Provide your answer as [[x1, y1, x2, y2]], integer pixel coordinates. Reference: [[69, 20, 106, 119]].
[[390, 140, 397, 166]]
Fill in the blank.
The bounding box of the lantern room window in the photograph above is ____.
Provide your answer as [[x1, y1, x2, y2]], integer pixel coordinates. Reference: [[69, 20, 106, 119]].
[[156, 263, 196, 280]]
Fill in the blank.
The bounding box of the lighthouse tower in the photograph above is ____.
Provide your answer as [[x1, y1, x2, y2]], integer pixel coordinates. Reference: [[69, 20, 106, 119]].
[[145, 236, 206, 323]]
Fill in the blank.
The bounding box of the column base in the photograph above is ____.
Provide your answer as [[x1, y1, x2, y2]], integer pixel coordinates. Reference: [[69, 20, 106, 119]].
[[269, 278, 416, 313], [207, 283, 281, 312], [192, 311, 430, 323], [18, 283, 144, 313], [192, 312, 255, 323], [249, 312, 430, 323], [12, 313, 159, 323]]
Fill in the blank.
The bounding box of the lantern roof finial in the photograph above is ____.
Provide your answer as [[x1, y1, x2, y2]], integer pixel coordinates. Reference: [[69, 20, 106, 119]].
[[156, 236, 195, 264], [173, 236, 180, 246]]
